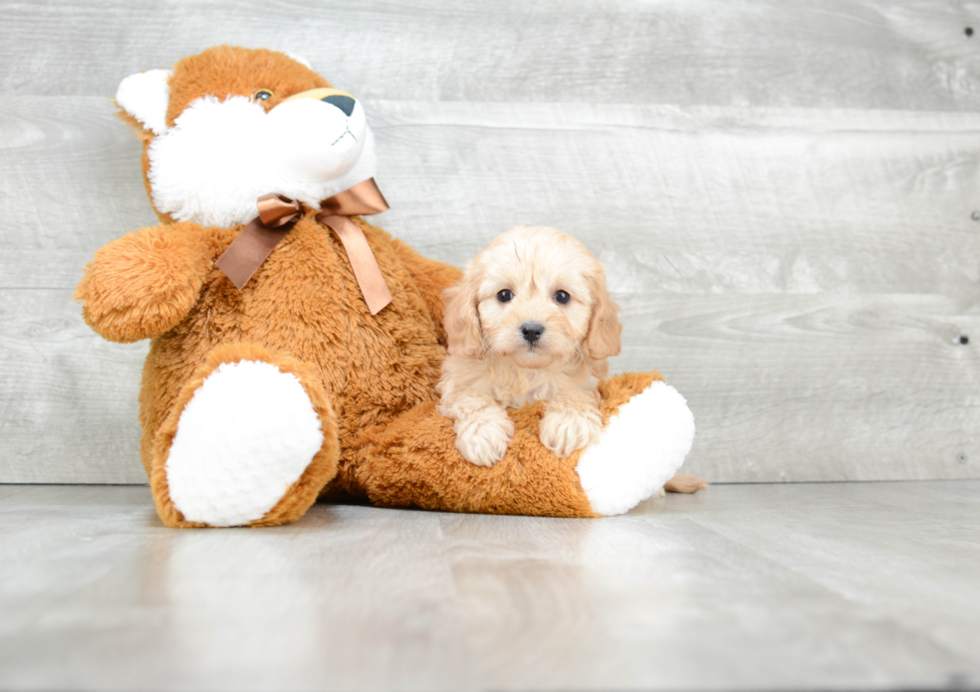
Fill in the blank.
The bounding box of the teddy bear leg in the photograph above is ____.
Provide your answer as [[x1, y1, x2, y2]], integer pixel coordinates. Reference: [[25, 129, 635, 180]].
[[148, 343, 340, 528], [573, 372, 696, 515], [355, 371, 694, 518]]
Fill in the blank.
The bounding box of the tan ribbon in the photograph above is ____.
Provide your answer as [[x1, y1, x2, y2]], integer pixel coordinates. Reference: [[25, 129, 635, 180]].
[[315, 179, 392, 315], [214, 194, 301, 291], [214, 179, 393, 315]]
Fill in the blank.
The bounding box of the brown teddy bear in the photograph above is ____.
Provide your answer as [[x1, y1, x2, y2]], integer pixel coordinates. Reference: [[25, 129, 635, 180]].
[[74, 46, 701, 528]]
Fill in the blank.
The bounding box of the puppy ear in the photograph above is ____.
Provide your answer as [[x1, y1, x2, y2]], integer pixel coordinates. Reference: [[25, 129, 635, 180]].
[[585, 272, 622, 360], [443, 268, 484, 358], [115, 68, 173, 135]]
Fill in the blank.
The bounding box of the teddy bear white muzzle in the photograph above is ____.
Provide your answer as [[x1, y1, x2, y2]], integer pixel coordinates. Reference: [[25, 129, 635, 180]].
[[266, 94, 367, 184], [147, 90, 373, 228]]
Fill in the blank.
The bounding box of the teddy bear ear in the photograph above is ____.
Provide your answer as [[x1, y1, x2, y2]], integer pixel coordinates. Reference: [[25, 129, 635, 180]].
[[283, 52, 312, 69], [115, 68, 173, 135]]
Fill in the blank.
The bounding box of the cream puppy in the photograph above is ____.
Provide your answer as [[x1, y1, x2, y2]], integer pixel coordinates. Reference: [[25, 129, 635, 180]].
[[438, 226, 622, 466]]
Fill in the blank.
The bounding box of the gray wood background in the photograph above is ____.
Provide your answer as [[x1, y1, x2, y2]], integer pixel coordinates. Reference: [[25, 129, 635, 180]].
[[2, 0, 979, 484]]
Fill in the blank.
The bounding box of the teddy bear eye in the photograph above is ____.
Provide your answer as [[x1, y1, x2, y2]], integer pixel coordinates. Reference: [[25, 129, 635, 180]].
[[252, 88, 274, 101], [555, 290, 570, 304], [497, 289, 513, 303]]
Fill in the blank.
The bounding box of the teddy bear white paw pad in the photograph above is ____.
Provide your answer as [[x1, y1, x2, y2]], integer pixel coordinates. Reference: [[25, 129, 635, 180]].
[[166, 360, 323, 526], [575, 381, 695, 516]]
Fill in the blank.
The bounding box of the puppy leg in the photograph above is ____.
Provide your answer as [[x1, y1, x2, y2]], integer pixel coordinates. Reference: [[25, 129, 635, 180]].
[[540, 388, 602, 458], [442, 392, 515, 467]]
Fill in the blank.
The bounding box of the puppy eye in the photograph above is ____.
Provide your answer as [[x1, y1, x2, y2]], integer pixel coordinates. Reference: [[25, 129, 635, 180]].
[[555, 290, 570, 304], [496, 289, 514, 303], [252, 88, 275, 101]]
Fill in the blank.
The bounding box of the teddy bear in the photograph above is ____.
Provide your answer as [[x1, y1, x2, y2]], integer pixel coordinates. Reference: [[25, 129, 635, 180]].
[[74, 45, 701, 528]]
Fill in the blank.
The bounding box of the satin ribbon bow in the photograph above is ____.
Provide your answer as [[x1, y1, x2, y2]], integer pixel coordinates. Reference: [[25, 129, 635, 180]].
[[214, 178, 393, 315]]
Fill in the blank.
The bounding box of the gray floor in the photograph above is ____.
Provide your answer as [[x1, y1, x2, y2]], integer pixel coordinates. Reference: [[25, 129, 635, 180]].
[[1, 482, 978, 691]]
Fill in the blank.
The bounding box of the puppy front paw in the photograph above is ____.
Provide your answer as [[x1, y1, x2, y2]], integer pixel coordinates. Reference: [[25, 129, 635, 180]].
[[540, 408, 601, 458], [454, 414, 515, 467]]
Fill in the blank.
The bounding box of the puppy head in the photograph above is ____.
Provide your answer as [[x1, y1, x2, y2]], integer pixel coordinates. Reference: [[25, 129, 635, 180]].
[[444, 226, 621, 368], [114, 45, 375, 227]]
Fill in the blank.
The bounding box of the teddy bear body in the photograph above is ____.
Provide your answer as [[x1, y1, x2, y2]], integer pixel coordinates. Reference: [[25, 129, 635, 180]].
[[133, 215, 454, 495], [75, 46, 699, 528]]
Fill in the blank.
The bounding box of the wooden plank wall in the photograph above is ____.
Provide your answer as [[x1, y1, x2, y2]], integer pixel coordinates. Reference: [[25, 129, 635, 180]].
[[2, 0, 979, 484]]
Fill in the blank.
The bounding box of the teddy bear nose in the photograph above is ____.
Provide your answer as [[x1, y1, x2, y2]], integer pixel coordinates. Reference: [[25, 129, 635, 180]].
[[321, 94, 355, 116], [521, 323, 545, 344]]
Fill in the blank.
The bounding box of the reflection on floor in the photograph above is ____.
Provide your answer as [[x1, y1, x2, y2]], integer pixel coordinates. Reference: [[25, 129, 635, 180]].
[[1, 481, 978, 691]]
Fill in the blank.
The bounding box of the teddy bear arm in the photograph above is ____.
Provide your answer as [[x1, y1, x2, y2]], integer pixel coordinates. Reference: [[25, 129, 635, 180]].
[[74, 223, 212, 343], [389, 238, 463, 347]]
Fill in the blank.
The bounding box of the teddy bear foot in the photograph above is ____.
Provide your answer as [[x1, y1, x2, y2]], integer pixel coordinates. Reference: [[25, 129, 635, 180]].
[[163, 357, 329, 527], [575, 380, 696, 516]]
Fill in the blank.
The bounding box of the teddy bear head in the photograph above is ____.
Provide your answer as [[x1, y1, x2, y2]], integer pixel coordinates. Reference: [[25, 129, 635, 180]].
[[115, 45, 377, 228]]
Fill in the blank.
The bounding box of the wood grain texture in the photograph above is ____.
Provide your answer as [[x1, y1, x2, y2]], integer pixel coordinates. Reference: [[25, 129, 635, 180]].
[[673, 482, 980, 668], [1, 482, 977, 690], [443, 488, 980, 690], [622, 293, 980, 481], [0, 487, 472, 691], [1, 1, 979, 484], [4, 1, 980, 111], [0, 290, 148, 483], [372, 102, 980, 298]]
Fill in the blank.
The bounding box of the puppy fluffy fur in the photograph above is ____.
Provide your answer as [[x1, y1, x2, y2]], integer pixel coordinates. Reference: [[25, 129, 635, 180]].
[[438, 226, 622, 466]]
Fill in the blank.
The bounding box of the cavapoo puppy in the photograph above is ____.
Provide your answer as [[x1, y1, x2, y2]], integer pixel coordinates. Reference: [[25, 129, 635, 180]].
[[438, 226, 622, 466]]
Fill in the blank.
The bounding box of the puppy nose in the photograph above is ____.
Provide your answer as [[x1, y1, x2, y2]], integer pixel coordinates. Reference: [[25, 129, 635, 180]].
[[521, 323, 544, 344], [321, 94, 355, 116]]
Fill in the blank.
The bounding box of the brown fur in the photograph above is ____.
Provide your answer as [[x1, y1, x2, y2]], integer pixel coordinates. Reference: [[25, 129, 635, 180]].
[[357, 371, 665, 517], [77, 46, 701, 528], [116, 46, 332, 225]]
